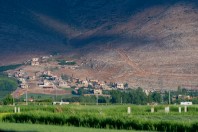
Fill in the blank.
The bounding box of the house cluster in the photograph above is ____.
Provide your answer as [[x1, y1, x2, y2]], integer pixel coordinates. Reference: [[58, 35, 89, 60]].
[[23, 55, 52, 66], [13, 69, 126, 92], [36, 70, 70, 89], [7, 56, 129, 98], [70, 78, 128, 96], [77, 79, 125, 89], [13, 69, 29, 89], [8, 67, 69, 90], [172, 94, 194, 101]]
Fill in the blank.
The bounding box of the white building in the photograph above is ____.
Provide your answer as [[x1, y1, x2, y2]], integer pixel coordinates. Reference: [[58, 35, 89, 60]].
[[94, 89, 102, 95], [180, 102, 193, 105], [43, 71, 51, 76], [32, 58, 39, 61], [31, 58, 39, 66], [82, 80, 89, 87], [117, 83, 124, 89], [58, 81, 70, 88], [20, 83, 29, 89], [39, 80, 54, 88]]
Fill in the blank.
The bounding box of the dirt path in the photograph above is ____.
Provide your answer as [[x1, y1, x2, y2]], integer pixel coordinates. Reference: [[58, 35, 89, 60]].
[[117, 49, 149, 76]]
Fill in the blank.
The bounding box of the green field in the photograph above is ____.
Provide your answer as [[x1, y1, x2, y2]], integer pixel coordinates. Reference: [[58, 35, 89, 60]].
[[20, 93, 74, 100], [0, 64, 22, 73], [18, 93, 78, 105], [0, 105, 198, 131], [0, 122, 140, 132], [0, 75, 18, 100]]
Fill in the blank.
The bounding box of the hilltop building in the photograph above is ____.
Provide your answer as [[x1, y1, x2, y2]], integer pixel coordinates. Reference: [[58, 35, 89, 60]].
[[31, 58, 39, 66]]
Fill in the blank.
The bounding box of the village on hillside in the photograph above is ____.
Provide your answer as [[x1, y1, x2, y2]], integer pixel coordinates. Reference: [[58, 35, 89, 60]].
[[6, 55, 129, 99], [4, 55, 198, 104]]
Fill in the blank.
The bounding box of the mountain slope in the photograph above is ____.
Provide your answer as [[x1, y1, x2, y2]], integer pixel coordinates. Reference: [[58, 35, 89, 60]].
[[0, 0, 198, 89]]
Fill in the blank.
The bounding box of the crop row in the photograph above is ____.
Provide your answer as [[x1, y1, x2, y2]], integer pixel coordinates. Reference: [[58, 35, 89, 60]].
[[0, 105, 198, 113], [2, 112, 198, 131]]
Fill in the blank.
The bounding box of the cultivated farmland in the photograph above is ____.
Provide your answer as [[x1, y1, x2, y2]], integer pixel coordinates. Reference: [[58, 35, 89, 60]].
[[0, 105, 198, 131]]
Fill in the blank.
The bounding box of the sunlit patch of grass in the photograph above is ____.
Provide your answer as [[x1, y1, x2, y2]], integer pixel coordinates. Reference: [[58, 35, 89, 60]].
[[0, 122, 140, 132], [0, 113, 10, 122]]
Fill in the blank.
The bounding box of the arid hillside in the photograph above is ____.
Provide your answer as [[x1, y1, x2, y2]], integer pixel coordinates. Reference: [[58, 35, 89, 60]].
[[0, 0, 198, 89]]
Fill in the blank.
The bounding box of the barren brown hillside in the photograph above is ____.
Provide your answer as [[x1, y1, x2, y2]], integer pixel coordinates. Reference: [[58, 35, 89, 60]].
[[57, 3, 198, 89], [1, 1, 198, 89]]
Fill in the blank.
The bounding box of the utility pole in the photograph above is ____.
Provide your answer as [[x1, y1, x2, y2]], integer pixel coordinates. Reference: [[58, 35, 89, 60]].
[[96, 94, 98, 105], [26, 88, 28, 105], [55, 87, 57, 101], [159, 77, 164, 104], [13, 95, 15, 106], [11, 90, 15, 106], [53, 83, 57, 102], [169, 90, 171, 105]]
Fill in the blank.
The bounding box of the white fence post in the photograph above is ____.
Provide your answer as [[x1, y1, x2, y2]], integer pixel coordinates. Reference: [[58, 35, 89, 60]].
[[151, 107, 154, 113], [18, 107, 20, 113], [14, 107, 17, 113], [179, 107, 181, 113], [165, 106, 170, 113], [184, 106, 187, 112], [127, 107, 131, 114]]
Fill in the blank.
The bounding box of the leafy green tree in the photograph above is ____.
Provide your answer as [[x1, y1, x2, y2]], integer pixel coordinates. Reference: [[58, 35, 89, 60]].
[[151, 92, 161, 103], [77, 88, 91, 95], [63, 97, 80, 102], [148, 93, 153, 103], [192, 98, 198, 104], [98, 96, 107, 103], [77, 88, 84, 95], [80, 96, 96, 104], [135, 87, 147, 104], [163, 91, 172, 104], [110, 90, 122, 103], [124, 83, 128, 89], [3, 94, 13, 105], [110, 88, 147, 105], [127, 87, 147, 105]]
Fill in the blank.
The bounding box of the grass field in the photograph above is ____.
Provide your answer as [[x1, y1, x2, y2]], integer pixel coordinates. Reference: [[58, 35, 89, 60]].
[[18, 93, 78, 104], [0, 122, 139, 132], [0, 105, 198, 131], [0, 64, 22, 73]]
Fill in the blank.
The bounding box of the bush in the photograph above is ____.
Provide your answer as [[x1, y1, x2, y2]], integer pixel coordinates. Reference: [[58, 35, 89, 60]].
[[3, 94, 13, 105]]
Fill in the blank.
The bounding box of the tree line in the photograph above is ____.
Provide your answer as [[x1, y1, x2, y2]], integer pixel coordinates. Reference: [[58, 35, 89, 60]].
[[66, 87, 159, 105], [66, 87, 198, 105]]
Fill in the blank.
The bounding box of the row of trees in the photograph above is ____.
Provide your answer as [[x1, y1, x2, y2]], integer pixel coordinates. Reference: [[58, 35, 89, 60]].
[[67, 87, 162, 105], [110, 88, 147, 104], [67, 87, 198, 105]]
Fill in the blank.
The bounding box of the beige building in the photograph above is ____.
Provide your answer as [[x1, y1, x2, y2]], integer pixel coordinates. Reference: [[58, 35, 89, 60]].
[[94, 89, 102, 95], [31, 58, 40, 66], [39, 80, 54, 89], [117, 83, 124, 89], [20, 83, 29, 89], [82, 80, 89, 87], [58, 81, 70, 88], [29, 76, 36, 80]]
